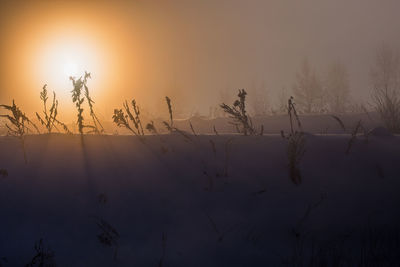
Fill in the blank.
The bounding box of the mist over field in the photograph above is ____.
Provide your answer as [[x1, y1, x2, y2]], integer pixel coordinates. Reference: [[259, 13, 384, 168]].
[[2, 0, 400, 120], [1, 1, 400, 266]]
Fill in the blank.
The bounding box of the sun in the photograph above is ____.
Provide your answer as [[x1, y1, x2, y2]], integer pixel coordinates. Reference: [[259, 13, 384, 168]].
[[63, 60, 79, 78], [31, 33, 106, 100], [24, 27, 117, 119], [42, 42, 89, 80]]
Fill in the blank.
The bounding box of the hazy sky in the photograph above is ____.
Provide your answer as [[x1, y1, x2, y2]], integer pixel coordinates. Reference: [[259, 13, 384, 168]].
[[1, 0, 400, 120]]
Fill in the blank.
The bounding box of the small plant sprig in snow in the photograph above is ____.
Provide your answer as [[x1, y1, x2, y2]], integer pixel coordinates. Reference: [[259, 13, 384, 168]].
[[36, 84, 71, 134], [220, 89, 256, 135]]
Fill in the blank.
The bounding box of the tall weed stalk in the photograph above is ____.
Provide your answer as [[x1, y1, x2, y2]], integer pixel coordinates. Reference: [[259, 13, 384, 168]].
[[284, 96, 306, 185], [36, 84, 70, 134], [70, 72, 104, 134], [162, 96, 192, 140]]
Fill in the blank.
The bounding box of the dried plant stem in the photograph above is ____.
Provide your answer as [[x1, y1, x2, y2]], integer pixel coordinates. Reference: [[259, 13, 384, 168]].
[[220, 89, 256, 135], [346, 120, 362, 155], [70, 72, 103, 134], [285, 96, 306, 185], [0, 100, 39, 163], [36, 84, 70, 134]]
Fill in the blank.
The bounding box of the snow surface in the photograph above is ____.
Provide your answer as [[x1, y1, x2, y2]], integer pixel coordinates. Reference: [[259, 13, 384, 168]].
[[0, 131, 399, 266]]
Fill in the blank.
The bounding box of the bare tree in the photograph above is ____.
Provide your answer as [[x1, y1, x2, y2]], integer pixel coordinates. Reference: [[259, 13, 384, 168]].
[[370, 45, 400, 133], [325, 61, 350, 113], [292, 58, 324, 113]]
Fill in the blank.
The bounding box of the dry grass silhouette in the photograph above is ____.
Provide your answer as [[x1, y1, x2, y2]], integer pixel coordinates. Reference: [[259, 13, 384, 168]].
[[283, 96, 306, 185], [0, 100, 39, 163], [220, 89, 256, 135], [112, 99, 145, 136], [36, 84, 70, 134], [70, 71, 104, 134], [162, 96, 192, 141]]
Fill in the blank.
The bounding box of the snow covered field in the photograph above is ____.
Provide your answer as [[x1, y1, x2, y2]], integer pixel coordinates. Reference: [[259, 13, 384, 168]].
[[0, 127, 399, 266]]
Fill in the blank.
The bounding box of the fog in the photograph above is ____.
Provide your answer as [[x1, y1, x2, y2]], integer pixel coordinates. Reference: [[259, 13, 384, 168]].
[[1, 0, 400, 120]]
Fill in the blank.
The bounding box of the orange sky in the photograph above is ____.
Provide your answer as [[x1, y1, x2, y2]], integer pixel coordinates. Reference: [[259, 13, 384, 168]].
[[1, 1, 146, 120], [1, 0, 400, 122]]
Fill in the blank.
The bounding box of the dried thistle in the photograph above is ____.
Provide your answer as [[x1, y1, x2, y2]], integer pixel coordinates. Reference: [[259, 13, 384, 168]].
[[70, 72, 103, 134], [36, 84, 71, 134], [220, 89, 256, 135]]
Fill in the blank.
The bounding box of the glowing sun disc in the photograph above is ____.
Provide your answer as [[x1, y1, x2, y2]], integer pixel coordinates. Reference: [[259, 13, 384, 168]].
[[63, 61, 79, 77]]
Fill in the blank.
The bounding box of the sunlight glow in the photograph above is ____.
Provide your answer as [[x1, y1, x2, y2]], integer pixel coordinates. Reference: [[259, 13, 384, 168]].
[[40, 40, 95, 81], [31, 33, 107, 102], [63, 60, 78, 78]]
